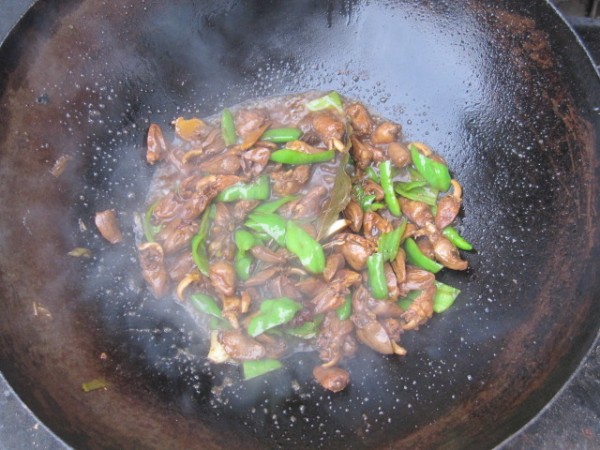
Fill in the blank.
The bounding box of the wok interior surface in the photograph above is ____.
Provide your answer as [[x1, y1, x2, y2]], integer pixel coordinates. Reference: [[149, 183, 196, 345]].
[[0, 0, 599, 448]]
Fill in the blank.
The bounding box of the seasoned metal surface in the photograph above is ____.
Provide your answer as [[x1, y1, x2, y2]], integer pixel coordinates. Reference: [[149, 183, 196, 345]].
[[0, 1, 599, 449]]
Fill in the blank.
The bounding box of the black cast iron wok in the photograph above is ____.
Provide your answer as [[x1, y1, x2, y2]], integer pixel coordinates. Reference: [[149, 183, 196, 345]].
[[1, 0, 599, 448]]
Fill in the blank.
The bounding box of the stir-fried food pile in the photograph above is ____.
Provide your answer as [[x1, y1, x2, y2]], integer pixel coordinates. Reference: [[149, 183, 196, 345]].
[[136, 92, 472, 392]]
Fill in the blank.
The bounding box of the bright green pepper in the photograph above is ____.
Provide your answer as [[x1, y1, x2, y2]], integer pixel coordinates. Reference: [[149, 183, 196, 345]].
[[285, 220, 326, 274], [433, 281, 461, 313], [190, 293, 222, 319], [234, 229, 256, 253], [306, 91, 343, 112], [234, 254, 253, 280], [366, 252, 388, 299], [142, 201, 161, 242], [442, 227, 473, 251], [253, 195, 297, 214], [378, 219, 407, 262], [245, 212, 287, 246], [365, 166, 380, 183], [336, 295, 352, 321], [394, 181, 439, 206], [221, 108, 237, 146], [410, 144, 452, 191], [286, 314, 324, 339], [242, 359, 283, 380], [216, 176, 270, 202], [191, 205, 214, 276], [247, 297, 302, 337], [260, 127, 302, 143], [379, 160, 401, 216], [270, 148, 335, 165], [404, 238, 443, 273], [397, 290, 422, 310]]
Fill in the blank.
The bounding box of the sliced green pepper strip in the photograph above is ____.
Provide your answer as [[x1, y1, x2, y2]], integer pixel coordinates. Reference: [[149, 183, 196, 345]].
[[191, 205, 214, 276], [247, 297, 303, 337], [410, 144, 452, 191], [235, 229, 256, 254], [366, 252, 388, 299], [253, 195, 297, 214], [433, 281, 461, 313], [285, 220, 326, 274], [286, 315, 324, 339], [336, 295, 352, 321], [395, 182, 439, 206], [442, 226, 473, 251], [397, 289, 422, 310], [190, 293, 222, 319], [260, 127, 302, 143], [379, 160, 401, 216], [143, 202, 161, 242], [407, 166, 426, 182], [234, 254, 252, 280], [216, 175, 270, 202], [245, 212, 287, 246], [306, 91, 343, 112], [365, 166, 380, 183], [243, 359, 283, 380], [270, 149, 335, 165], [378, 219, 407, 262], [404, 238, 443, 273], [221, 108, 237, 146]]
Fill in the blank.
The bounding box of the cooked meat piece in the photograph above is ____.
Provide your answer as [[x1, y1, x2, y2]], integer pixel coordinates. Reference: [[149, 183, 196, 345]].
[[266, 274, 301, 300], [238, 123, 271, 151], [271, 165, 310, 196], [381, 317, 403, 343], [416, 236, 435, 260], [181, 175, 242, 221], [323, 253, 345, 282], [349, 135, 373, 170], [95, 209, 123, 244], [209, 261, 236, 296], [279, 186, 327, 219], [311, 111, 345, 143], [147, 123, 167, 165], [401, 284, 436, 330], [391, 248, 407, 284], [399, 197, 434, 227], [197, 151, 241, 175], [371, 122, 400, 145], [232, 200, 259, 223], [354, 284, 403, 318], [235, 109, 269, 138], [285, 140, 322, 154], [435, 194, 461, 229], [428, 232, 468, 270], [219, 330, 266, 360], [388, 142, 411, 168], [312, 290, 346, 315], [255, 333, 287, 359], [208, 204, 236, 260], [138, 242, 169, 297], [200, 128, 227, 156], [398, 267, 435, 296], [152, 192, 182, 221], [241, 146, 271, 177], [244, 267, 280, 287], [166, 252, 195, 282], [173, 117, 206, 141], [295, 276, 327, 296], [156, 219, 197, 254], [352, 314, 394, 354], [363, 210, 393, 238], [251, 246, 287, 264], [316, 312, 355, 366], [313, 365, 350, 393], [384, 263, 400, 301], [345, 103, 373, 136], [363, 179, 385, 201], [343, 199, 363, 233], [333, 233, 376, 271]]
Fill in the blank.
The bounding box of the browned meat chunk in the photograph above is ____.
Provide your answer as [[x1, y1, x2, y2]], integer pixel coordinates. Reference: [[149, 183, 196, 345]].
[[388, 142, 411, 168], [197, 151, 241, 175], [138, 242, 169, 298], [313, 365, 350, 393], [147, 123, 167, 165], [156, 219, 197, 254], [345, 103, 373, 136], [271, 165, 310, 196], [349, 135, 373, 170], [209, 261, 236, 296], [311, 111, 345, 143], [401, 284, 436, 330], [235, 109, 269, 138], [95, 209, 123, 244], [323, 253, 345, 282], [371, 122, 400, 144], [316, 312, 355, 366], [343, 199, 363, 233], [219, 330, 266, 360], [435, 194, 461, 229], [399, 197, 434, 227]]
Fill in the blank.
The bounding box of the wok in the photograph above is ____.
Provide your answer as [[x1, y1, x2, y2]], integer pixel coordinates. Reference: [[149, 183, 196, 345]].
[[0, 0, 599, 448]]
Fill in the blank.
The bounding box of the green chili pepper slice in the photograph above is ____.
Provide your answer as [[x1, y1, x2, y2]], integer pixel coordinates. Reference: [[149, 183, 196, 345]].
[[253, 195, 297, 214], [234, 229, 256, 254], [234, 253, 253, 281], [286, 314, 324, 339], [190, 293, 222, 319], [365, 166, 380, 183], [242, 359, 283, 380], [247, 297, 303, 337], [378, 219, 407, 262], [407, 166, 426, 182], [410, 144, 452, 191], [433, 281, 461, 313], [336, 295, 352, 321], [442, 226, 473, 251], [285, 220, 326, 274], [270, 149, 335, 165], [394, 182, 439, 206], [191, 205, 214, 276], [245, 212, 287, 247], [379, 160, 401, 216], [216, 175, 270, 202], [366, 252, 388, 299], [404, 238, 443, 273], [221, 108, 237, 146], [397, 290, 422, 310], [260, 127, 302, 143], [306, 91, 343, 112], [143, 202, 162, 242]]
